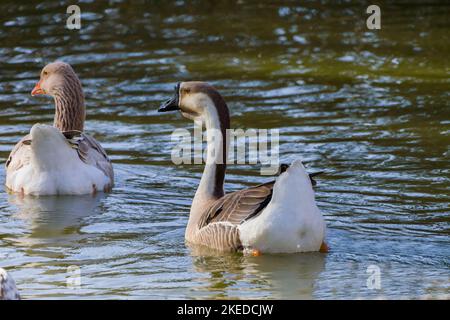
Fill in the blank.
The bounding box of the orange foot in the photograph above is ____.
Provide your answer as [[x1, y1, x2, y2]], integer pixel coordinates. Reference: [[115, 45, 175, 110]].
[[251, 249, 262, 257], [319, 241, 329, 253]]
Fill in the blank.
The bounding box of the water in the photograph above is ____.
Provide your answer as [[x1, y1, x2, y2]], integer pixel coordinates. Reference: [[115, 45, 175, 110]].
[[0, 1, 449, 299]]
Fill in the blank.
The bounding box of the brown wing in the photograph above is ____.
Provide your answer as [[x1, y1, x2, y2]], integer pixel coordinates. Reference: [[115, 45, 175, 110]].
[[64, 131, 114, 188], [192, 181, 275, 251], [5, 134, 32, 176], [198, 181, 275, 229]]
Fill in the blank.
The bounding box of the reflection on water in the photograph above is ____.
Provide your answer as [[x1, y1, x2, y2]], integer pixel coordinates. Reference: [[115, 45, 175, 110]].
[[0, 1, 449, 299], [8, 194, 104, 245], [191, 252, 325, 299]]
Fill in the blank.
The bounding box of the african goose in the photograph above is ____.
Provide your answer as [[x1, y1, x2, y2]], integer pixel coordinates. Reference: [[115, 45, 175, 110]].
[[0, 268, 20, 300], [159, 82, 327, 253], [5, 62, 114, 195]]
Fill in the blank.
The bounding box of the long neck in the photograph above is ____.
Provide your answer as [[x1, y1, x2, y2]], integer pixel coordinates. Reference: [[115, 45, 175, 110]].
[[188, 94, 230, 231], [197, 105, 229, 199], [52, 77, 85, 132]]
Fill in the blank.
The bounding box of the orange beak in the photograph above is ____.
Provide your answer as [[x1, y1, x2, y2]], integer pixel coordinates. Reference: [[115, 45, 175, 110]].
[[31, 81, 45, 96]]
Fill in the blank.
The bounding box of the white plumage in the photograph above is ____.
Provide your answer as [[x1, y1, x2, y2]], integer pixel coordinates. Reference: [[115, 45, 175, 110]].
[[6, 124, 110, 195], [239, 160, 326, 253]]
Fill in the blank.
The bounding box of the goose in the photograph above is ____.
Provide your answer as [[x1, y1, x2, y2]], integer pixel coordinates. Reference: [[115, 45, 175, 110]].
[[0, 268, 20, 300], [5, 61, 114, 195], [159, 82, 327, 253]]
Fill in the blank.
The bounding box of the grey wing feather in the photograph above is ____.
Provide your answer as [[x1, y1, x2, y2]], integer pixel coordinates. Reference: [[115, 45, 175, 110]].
[[67, 132, 114, 187], [199, 181, 275, 229], [5, 134, 32, 176], [193, 181, 275, 251]]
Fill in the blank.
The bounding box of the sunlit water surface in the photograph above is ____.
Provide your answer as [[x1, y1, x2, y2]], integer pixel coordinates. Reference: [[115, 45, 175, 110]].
[[0, 1, 449, 299]]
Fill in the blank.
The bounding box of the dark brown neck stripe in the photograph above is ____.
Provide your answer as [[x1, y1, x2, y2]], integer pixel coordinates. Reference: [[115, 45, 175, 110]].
[[206, 88, 230, 199], [53, 73, 85, 132]]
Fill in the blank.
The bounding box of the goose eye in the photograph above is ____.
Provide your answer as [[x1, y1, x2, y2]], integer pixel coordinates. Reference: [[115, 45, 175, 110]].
[[180, 87, 190, 95], [43, 71, 48, 76]]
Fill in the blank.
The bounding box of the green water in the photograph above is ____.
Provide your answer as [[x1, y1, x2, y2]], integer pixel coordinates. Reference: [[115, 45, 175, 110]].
[[0, 1, 448, 299]]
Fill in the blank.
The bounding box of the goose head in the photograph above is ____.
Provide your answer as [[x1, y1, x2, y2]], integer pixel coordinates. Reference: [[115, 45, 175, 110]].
[[31, 61, 81, 97], [158, 81, 229, 124], [31, 61, 85, 131]]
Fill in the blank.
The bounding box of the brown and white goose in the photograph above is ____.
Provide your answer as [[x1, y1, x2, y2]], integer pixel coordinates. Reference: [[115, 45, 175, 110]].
[[5, 62, 114, 195], [159, 82, 327, 253]]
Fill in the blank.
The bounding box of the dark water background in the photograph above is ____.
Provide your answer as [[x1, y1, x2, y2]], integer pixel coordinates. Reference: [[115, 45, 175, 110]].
[[0, 1, 448, 299]]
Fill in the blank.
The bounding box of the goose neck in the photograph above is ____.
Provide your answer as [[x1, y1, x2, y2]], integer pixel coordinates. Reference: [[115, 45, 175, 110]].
[[53, 81, 85, 132], [188, 94, 230, 232]]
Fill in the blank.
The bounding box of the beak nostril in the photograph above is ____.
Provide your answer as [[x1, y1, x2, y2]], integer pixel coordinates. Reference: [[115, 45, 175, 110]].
[[158, 92, 180, 112]]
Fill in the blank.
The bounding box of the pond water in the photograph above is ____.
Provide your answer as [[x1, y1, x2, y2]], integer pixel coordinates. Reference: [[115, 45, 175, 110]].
[[0, 1, 448, 299]]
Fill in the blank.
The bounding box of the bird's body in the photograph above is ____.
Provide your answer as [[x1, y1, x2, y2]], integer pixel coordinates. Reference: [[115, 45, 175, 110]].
[[6, 125, 112, 195], [238, 160, 325, 253], [5, 62, 113, 195], [159, 81, 326, 253]]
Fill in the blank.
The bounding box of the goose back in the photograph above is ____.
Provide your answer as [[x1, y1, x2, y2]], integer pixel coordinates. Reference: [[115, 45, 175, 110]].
[[192, 180, 275, 251], [5, 131, 114, 191]]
